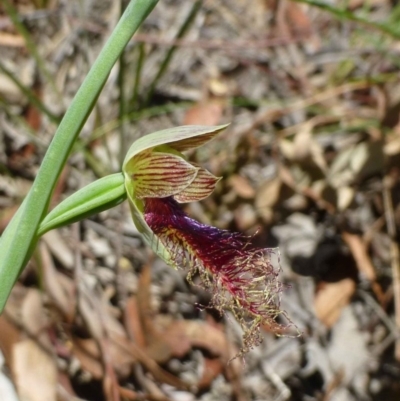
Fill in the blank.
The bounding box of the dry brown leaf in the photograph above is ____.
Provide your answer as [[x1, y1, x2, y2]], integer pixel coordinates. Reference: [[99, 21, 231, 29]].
[[342, 232, 376, 282], [18, 289, 55, 354], [77, 295, 104, 341], [20, 289, 47, 333], [71, 338, 106, 379], [145, 324, 191, 363], [136, 263, 158, 342], [293, 128, 313, 162], [384, 133, 400, 156], [279, 139, 295, 161], [135, 264, 192, 362], [0, 205, 19, 233], [77, 294, 134, 378], [42, 230, 74, 270], [118, 386, 172, 401], [0, 32, 25, 47], [74, 279, 188, 388], [293, 127, 327, 173], [147, 317, 229, 364], [176, 320, 227, 356], [134, 258, 234, 372], [285, 2, 313, 33], [0, 315, 21, 369], [337, 186, 355, 211], [124, 296, 146, 348], [255, 176, 282, 222], [233, 203, 257, 231], [110, 332, 190, 390], [314, 279, 356, 327], [57, 371, 78, 400], [141, 314, 236, 389], [40, 242, 75, 321], [328, 141, 384, 189], [72, 334, 134, 379], [24, 81, 42, 131], [273, 0, 320, 54], [228, 174, 255, 199], [342, 231, 384, 302], [7, 143, 36, 172], [13, 339, 57, 401], [183, 102, 224, 126], [147, 319, 188, 362], [198, 358, 224, 390]]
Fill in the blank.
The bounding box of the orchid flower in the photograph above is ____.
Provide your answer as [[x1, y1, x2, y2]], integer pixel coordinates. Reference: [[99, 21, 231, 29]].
[[122, 125, 289, 355], [36, 125, 289, 355]]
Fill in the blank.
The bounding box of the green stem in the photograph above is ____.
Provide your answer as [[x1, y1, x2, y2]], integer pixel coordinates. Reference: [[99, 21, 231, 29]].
[[0, 0, 159, 312]]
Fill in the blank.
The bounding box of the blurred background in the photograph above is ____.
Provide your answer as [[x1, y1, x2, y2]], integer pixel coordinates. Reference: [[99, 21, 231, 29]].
[[1, 0, 400, 400]]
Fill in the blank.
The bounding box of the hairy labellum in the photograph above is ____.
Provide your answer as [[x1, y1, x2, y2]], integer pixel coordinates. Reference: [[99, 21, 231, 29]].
[[144, 196, 288, 355]]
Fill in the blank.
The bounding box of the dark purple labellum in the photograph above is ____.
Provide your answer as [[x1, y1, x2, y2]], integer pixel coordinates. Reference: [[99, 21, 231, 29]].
[[144, 196, 290, 356]]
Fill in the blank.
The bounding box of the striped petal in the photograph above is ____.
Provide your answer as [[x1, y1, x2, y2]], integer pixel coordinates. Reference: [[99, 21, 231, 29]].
[[174, 167, 221, 203], [128, 151, 199, 198]]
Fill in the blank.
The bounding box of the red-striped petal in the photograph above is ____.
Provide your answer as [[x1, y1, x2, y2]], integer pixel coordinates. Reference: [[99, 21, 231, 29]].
[[129, 151, 199, 198], [174, 167, 221, 203]]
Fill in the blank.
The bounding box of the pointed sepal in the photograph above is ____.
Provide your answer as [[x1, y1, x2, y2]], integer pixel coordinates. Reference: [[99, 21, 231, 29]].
[[122, 124, 229, 169], [174, 167, 221, 203]]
